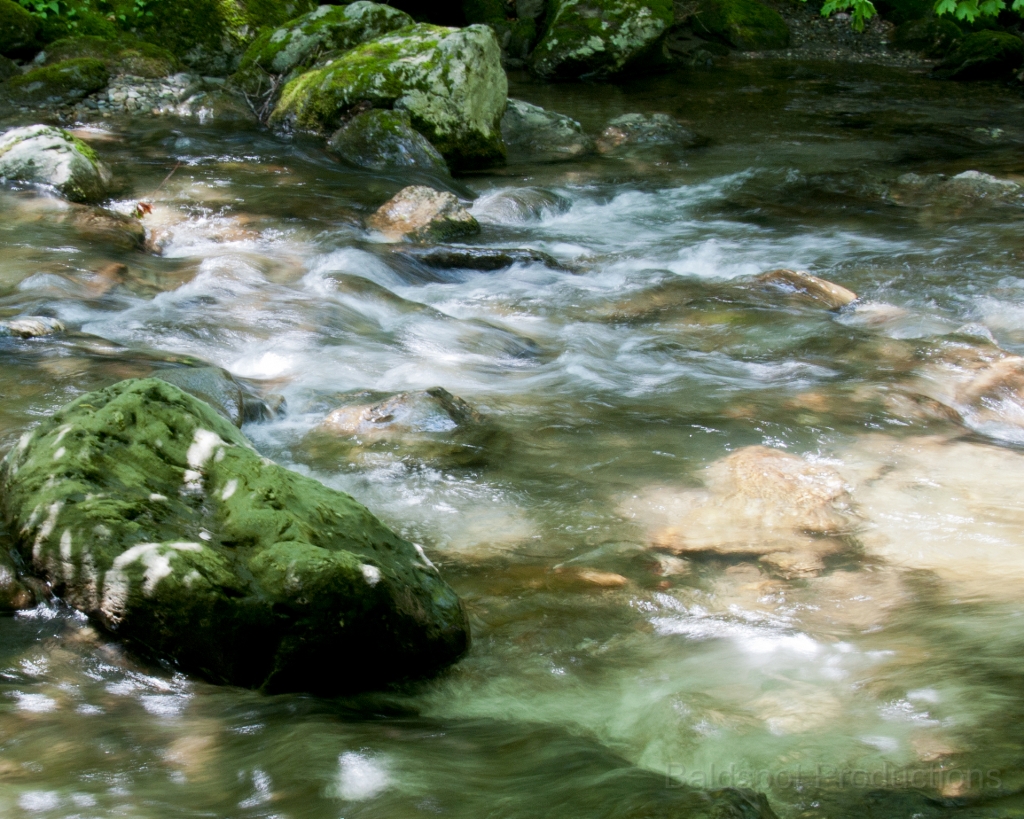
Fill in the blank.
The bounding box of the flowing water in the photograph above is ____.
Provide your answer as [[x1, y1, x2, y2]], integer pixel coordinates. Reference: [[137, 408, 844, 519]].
[[2, 60, 1024, 818]]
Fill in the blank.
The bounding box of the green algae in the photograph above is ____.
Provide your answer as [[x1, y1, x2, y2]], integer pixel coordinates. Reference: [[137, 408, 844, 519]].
[[0, 378, 470, 693]]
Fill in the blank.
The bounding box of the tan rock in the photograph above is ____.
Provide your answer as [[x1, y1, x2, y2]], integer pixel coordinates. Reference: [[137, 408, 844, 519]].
[[366, 185, 479, 243], [0, 316, 65, 338], [756, 268, 857, 310]]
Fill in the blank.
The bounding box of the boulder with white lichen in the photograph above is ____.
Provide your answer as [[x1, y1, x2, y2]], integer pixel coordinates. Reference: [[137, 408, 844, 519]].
[[0, 378, 469, 692]]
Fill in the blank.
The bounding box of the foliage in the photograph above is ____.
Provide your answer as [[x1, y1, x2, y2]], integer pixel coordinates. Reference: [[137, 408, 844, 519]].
[[804, 0, 1024, 31]]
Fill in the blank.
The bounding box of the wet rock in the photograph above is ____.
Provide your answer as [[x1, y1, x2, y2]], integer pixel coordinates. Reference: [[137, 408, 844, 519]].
[[328, 108, 451, 179], [595, 112, 701, 154], [41, 36, 180, 78], [2, 57, 109, 105], [528, 0, 673, 80], [0, 378, 470, 693], [890, 170, 1024, 212], [0, 0, 38, 58], [152, 366, 275, 427], [129, 0, 318, 76], [935, 30, 1024, 81], [313, 386, 496, 466], [755, 268, 857, 310], [395, 245, 563, 272], [0, 316, 65, 338], [0, 125, 112, 203], [271, 23, 507, 168], [367, 185, 480, 242], [0, 53, 16, 81], [501, 98, 595, 163], [175, 88, 259, 124], [890, 17, 962, 58], [471, 186, 572, 223], [0, 554, 36, 610], [232, 1, 413, 98], [690, 0, 790, 50], [622, 446, 856, 573], [66, 206, 146, 251]]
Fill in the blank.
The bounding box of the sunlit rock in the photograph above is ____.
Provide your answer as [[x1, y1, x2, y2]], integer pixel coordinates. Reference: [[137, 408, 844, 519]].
[[367, 185, 479, 242], [0, 378, 470, 693], [501, 99, 595, 163], [0, 125, 112, 204], [755, 268, 857, 310], [623, 446, 857, 574], [0, 316, 65, 338]]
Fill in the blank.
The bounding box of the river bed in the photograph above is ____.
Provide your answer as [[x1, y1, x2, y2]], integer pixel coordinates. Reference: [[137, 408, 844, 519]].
[[2, 60, 1024, 818]]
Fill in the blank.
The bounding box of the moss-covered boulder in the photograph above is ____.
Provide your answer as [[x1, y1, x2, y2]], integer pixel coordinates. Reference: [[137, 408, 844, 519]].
[[936, 30, 1024, 80], [271, 23, 507, 168], [528, 0, 673, 80], [232, 1, 413, 98], [329, 108, 451, 178], [0, 0, 37, 58], [0, 124, 111, 203], [42, 35, 180, 79], [691, 0, 789, 51], [131, 0, 317, 76], [891, 16, 962, 58], [2, 57, 109, 105], [0, 378, 470, 693], [501, 98, 595, 163]]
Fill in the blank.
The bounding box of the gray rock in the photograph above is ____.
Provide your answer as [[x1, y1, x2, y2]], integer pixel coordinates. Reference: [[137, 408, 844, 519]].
[[66, 206, 146, 251], [329, 108, 451, 179], [367, 184, 480, 242], [501, 98, 595, 164], [0, 316, 65, 338], [889, 170, 1024, 212], [0, 125, 112, 203], [0, 54, 17, 82], [396, 245, 563, 272], [471, 186, 572, 224], [152, 366, 277, 427], [596, 113, 701, 154]]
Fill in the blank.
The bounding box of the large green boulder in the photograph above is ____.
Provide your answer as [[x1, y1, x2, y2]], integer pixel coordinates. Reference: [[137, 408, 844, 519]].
[[936, 30, 1024, 80], [0, 0, 37, 57], [528, 0, 673, 80], [232, 1, 414, 97], [691, 0, 790, 51], [42, 35, 180, 79], [131, 0, 317, 76], [0, 124, 112, 203], [0, 378, 470, 693], [271, 22, 507, 168], [2, 56, 109, 104]]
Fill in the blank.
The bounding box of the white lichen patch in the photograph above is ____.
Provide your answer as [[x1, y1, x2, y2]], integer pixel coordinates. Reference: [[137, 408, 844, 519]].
[[221, 479, 238, 501], [101, 541, 205, 622], [360, 563, 382, 586], [183, 429, 228, 493]]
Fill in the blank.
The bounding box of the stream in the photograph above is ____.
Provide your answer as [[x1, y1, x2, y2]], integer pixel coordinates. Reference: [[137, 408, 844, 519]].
[[2, 59, 1024, 818]]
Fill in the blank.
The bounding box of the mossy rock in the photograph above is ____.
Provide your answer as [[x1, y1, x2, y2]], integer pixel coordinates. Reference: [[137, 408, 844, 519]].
[[131, 0, 317, 76], [528, 0, 674, 80], [0, 124, 112, 203], [2, 56, 109, 104], [43, 35, 180, 78], [232, 1, 413, 98], [329, 108, 451, 178], [0, 52, 16, 81], [936, 29, 1024, 80], [872, 0, 933, 25], [0, 378, 470, 693], [891, 16, 962, 57], [501, 98, 595, 163], [0, 0, 38, 58], [271, 22, 507, 169], [692, 0, 790, 51], [35, 8, 121, 45]]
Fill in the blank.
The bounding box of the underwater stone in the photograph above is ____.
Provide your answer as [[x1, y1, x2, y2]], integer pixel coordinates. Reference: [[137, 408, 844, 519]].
[[0, 378, 470, 693]]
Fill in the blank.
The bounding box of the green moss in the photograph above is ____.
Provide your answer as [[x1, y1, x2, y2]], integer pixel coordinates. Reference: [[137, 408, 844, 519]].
[[937, 29, 1024, 80], [692, 0, 790, 50], [0, 0, 38, 56], [528, 0, 674, 79], [271, 22, 507, 168], [4, 56, 109, 103], [0, 378, 469, 693], [891, 16, 962, 57], [44, 35, 179, 77]]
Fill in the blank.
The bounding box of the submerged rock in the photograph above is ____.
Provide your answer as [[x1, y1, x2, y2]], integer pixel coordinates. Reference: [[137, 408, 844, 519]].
[[595, 113, 701, 154], [622, 446, 856, 576], [0, 378, 469, 693], [232, 1, 413, 97], [2, 57, 109, 105], [690, 0, 790, 51], [890, 170, 1024, 212], [271, 23, 507, 168], [935, 30, 1024, 81], [0, 316, 65, 338], [471, 186, 572, 223], [0, 0, 38, 58], [395, 245, 563, 272], [755, 268, 857, 310], [176, 88, 259, 124], [501, 98, 595, 163], [0, 125, 111, 203], [328, 108, 451, 178], [41, 35, 180, 78], [367, 185, 480, 242], [528, 0, 673, 80]]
